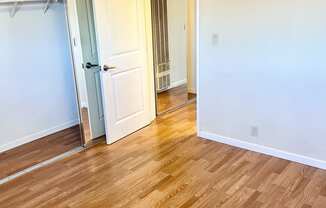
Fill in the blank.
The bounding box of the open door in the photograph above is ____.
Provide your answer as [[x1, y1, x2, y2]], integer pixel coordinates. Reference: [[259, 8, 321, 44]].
[[76, 0, 105, 139], [93, 0, 153, 144]]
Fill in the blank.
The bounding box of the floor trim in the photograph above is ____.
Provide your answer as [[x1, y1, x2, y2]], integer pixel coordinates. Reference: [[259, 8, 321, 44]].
[[170, 79, 187, 89], [199, 131, 326, 170], [0, 146, 84, 185]]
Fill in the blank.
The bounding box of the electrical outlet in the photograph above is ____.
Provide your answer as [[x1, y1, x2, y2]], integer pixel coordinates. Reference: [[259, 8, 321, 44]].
[[212, 33, 219, 45], [251, 126, 259, 137]]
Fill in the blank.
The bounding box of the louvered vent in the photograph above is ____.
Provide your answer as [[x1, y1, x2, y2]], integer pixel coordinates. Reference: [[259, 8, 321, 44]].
[[151, 0, 171, 92], [156, 62, 170, 92]]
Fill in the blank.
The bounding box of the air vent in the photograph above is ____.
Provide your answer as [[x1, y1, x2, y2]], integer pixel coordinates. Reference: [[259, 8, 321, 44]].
[[156, 62, 170, 92]]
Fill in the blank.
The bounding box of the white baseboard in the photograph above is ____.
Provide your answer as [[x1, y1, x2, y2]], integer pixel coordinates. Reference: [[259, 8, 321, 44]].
[[170, 79, 187, 88], [199, 131, 326, 170], [0, 119, 80, 153]]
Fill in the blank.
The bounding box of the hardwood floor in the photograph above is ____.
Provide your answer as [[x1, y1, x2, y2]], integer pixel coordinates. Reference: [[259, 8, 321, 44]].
[[157, 84, 196, 113], [1, 104, 326, 208], [0, 125, 81, 179]]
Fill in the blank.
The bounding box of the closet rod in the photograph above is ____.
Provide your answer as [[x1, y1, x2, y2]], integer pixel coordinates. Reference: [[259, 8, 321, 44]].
[[0, 0, 62, 17], [0, 0, 60, 5]]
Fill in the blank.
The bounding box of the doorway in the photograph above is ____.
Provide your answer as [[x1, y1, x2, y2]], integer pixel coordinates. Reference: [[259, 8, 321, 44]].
[[151, 0, 197, 114], [67, 0, 197, 145]]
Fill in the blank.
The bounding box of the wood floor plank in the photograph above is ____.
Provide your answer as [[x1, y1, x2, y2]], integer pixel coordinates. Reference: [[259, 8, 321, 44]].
[[157, 84, 196, 113], [0, 103, 326, 208], [0, 125, 81, 179]]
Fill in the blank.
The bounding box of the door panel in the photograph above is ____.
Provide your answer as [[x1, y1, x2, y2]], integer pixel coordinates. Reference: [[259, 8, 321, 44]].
[[93, 0, 151, 144], [107, 0, 140, 55], [112, 69, 144, 121]]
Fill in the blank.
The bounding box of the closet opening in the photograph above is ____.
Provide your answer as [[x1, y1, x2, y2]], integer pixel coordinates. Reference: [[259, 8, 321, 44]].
[[0, 0, 83, 181]]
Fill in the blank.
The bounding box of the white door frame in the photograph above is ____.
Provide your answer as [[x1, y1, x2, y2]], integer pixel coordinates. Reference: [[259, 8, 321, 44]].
[[195, 0, 200, 134], [143, 0, 157, 122], [65, 0, 94, 144], [65, 0, 156, 143]]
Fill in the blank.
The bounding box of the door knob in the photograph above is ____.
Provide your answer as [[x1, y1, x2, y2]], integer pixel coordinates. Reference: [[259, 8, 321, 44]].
[[103, 65, 117, 72], [85, 62, 99, 69]]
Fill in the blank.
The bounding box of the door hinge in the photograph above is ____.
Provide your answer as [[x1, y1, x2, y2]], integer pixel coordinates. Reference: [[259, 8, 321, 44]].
[[73, 38, 77, 47]]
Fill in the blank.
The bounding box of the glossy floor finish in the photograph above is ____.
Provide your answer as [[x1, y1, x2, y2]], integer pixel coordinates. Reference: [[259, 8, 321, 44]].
[[0, 125, 81, 179], [1, 104, 326, 208], [157, 84, 196, 113]]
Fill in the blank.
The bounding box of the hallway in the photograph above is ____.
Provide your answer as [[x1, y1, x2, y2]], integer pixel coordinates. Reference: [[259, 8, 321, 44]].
[[157, 84, 196, 113]]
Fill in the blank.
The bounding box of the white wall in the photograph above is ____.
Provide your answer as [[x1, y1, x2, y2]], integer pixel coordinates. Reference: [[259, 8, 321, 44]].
[[167, 0, 187, 88], [198, 0, 326, 167], [0, 5, 79, 152]]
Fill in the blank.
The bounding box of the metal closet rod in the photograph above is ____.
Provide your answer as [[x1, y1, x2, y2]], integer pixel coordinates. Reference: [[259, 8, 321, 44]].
[[0, 0, 60, 4], [0, 0, 63, 17]]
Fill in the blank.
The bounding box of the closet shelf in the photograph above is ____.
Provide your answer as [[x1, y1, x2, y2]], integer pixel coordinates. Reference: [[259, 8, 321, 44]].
[[0, 0, 62, 17]]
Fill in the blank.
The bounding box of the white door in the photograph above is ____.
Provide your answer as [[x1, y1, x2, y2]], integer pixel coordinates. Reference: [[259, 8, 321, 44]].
[[93, 0, 152, 144]]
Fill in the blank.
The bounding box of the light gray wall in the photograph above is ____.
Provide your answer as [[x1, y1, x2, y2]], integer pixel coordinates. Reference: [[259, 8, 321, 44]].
[[0, 5, 78, 152], [198, 0, 326, 161], [167, 0, 188, 87]]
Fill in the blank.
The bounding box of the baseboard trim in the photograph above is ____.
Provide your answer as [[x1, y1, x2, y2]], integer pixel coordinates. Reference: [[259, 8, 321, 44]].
[[0, 119, 80, 153], [170, 79, 187, 88], [199, 131, 326, 170]]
